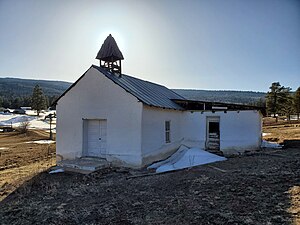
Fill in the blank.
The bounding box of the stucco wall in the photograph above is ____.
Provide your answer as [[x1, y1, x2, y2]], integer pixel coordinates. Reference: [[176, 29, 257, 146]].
[[141, 106, 183, 164], [57, 67, 262, 167], [140, 108, 261, 165], [56, 67, 143, 166], [218, 111, 262, 154], [181, 110, 262, 154]]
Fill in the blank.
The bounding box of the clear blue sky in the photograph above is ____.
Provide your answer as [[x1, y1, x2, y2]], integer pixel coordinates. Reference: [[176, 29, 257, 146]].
[[0, 0, 299, 92]]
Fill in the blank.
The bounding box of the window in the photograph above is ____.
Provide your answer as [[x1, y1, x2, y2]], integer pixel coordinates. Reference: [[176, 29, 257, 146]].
[[165, 121, 171, 143]]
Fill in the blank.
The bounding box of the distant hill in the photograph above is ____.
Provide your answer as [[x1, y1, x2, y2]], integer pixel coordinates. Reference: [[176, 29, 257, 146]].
[[0, 77, 266, 107], [0, 78, 72, 98], [173, 89, 266, 105]]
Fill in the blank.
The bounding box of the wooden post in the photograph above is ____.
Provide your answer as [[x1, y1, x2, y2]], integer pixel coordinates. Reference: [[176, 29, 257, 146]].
[[49, 114, 53, 140]]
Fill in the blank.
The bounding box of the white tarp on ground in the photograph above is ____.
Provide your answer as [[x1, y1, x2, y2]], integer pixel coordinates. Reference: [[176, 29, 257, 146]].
[[261, 140, 282, 149], [148, 146, 227, 173]]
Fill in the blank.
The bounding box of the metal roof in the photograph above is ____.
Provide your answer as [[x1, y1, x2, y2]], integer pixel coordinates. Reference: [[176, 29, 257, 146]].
[[92, 65, 185, 110]]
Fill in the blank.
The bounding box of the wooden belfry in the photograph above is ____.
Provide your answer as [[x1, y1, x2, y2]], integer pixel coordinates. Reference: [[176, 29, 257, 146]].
[[96, 34, 124, 74]]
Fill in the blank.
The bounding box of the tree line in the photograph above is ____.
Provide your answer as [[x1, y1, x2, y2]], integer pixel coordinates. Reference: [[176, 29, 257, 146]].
[[266, 82, 300, 121], [1, 82, 299, 120], [0, 85, 58, 114]]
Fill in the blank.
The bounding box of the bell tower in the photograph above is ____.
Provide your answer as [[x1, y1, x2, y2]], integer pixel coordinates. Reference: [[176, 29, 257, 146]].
[[96, 34, 124, 74]]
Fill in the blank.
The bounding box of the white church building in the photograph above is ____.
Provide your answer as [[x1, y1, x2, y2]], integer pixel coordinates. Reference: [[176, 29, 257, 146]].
[[54, 34, 262, 168]]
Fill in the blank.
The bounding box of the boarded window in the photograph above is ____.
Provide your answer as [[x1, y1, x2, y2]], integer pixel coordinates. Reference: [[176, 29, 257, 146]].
[[165, 121, 171, 143]]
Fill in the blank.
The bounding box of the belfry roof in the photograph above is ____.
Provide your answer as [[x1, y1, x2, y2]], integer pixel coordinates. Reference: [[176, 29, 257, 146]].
[[96, 34, 124, 62]]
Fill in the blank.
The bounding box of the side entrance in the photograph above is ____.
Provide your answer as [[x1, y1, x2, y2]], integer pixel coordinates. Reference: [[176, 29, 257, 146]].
[[83, 119, 107, 158], [205, 116, 221, 153]]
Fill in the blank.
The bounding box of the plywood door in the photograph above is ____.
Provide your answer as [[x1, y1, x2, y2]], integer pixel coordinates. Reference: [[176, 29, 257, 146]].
[[87, 119, 107, 157]]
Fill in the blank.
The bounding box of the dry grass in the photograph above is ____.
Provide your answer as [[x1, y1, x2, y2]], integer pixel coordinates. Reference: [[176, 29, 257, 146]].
[[263, 117, 300, 143], [0, 159, 55, 200], [288, 186, 300, 225], [0, 130, 56, 201]]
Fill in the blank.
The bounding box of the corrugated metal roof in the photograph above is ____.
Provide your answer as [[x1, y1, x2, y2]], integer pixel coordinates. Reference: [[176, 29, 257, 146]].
[[92, 65, 185, 110]]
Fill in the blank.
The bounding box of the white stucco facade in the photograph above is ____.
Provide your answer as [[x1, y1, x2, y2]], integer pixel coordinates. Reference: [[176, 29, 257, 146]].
[[56, 67, 262, 168], [140, 109, 262, 164], [56, 67, 143, 167], [181, 110, 262, 155], [141, 106, 184, 165]]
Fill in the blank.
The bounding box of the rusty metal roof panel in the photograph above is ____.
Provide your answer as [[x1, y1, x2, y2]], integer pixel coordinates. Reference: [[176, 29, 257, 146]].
[[92, 65, 185, 110]]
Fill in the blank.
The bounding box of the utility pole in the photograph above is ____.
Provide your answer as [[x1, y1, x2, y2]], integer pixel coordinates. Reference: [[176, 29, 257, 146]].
[[48, 113, 53, 140]]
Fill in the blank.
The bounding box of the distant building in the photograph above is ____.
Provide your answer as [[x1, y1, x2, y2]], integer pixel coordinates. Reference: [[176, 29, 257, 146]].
[[2, 109, 12, 113], [20, 107, 31, 110], [13, 108, 26, 114], [54, 34, 262, 168]]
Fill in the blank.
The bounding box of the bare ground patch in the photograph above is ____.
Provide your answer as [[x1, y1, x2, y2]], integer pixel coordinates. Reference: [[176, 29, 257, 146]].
[[263, 118, 300, 143], [0, 130, 55, 201], [0, 148, 299, 225], [0, 121, 299, 224]]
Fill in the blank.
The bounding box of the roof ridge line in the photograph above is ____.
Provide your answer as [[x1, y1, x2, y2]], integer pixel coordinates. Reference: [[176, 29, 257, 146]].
[[91, 65, 186, 101]]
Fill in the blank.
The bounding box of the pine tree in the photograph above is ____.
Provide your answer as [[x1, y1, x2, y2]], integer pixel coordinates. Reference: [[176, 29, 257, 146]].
[[294, 87, 300, 120], [254, 97, 266, 108], [266, 82, 291, 122], [31, 85, 47, 116], [280, 93, 294, 121]]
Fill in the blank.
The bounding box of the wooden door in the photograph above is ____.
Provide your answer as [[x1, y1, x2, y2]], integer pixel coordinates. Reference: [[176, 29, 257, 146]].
[[87, 119, 107, 157]]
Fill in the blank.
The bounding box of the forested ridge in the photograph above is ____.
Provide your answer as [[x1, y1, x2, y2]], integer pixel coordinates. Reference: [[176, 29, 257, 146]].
[[0, 78, 71, 97], [0, 77, 267, 108], [173, 89, 266, 105], [0, 78, 71, 108]]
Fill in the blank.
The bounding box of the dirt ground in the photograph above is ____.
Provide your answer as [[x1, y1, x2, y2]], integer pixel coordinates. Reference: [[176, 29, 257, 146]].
[[0, 119, 299, 224], [0, 130, 56, 201], [0, 148, 299, 225], [263, 117, 300, 144]]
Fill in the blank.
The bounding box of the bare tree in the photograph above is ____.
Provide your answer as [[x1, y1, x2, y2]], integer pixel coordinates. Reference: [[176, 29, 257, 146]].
[[18, 119, 30, 133]]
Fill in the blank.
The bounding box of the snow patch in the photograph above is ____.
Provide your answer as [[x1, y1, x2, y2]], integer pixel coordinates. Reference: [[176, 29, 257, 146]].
[[0, 115, 35, 126], [26, 140, 56, 144], [0, 147, 8, 150], [0, 112, 12, 115], [148, 147, 227, 173], [0, 113, 56, 132], [262, 133, 271, 137], [49, 168, 64, 174], [261, 140, 282, 149]]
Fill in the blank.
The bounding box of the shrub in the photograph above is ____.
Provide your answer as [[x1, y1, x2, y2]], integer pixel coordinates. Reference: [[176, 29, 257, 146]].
[[18, 120, 30, 133]]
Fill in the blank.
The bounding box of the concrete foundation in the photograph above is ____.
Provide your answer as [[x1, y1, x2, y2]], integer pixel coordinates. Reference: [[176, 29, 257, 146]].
[[57, 157, 110, 174]]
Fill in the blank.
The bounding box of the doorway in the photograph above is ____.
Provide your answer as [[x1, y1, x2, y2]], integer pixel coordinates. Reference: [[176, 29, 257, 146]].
[[206, 117, 220, 151]]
